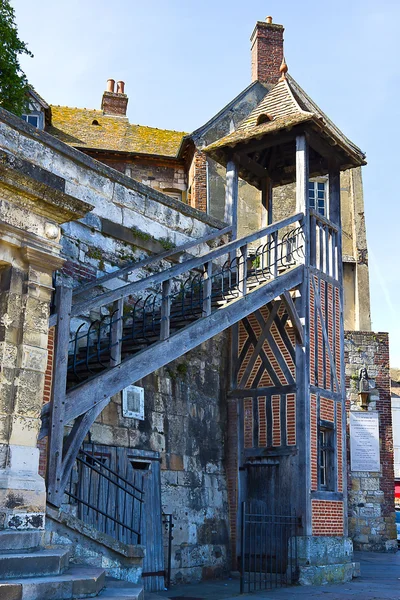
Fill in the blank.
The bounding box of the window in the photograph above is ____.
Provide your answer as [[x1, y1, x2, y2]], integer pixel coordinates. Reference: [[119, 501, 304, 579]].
[[309, 180, 326, 216], [21, 114, 39, 128], [319, 426, 335, 490]]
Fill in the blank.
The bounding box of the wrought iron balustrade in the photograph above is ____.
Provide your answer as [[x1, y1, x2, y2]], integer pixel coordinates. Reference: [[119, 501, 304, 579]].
[[65, 444, 145, 545], [66, 216, 304, 386]]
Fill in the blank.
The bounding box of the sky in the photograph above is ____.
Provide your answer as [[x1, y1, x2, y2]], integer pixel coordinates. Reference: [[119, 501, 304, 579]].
[[11, 0, 400, 367]]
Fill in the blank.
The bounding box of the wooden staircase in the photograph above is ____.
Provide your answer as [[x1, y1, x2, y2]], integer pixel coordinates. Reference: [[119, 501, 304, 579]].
[[40, 212, 305, 508]]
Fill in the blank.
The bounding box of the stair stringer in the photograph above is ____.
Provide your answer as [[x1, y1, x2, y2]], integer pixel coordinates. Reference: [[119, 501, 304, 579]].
[[47, 264, 304, 507]]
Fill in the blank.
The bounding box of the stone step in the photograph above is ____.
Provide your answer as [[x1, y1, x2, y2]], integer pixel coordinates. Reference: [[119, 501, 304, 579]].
[[0, 565, 105, 600], [0, 547, 71, 579], [98, 579, 144, 600], [0, 531, 43, 554]]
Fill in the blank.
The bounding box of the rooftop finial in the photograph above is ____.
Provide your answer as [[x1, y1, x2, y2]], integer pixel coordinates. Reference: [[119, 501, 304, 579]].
[[279, 56, 288, 81], [266, 15, 273, 24]]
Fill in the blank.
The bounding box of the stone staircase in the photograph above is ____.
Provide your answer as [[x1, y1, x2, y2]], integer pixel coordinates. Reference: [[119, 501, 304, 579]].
[[0, 531, 143, 600]]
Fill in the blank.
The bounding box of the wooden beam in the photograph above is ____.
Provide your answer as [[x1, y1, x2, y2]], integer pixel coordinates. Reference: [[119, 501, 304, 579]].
[[47, 285, 72, 506], [296, 135, 309, 215], [225, 160, 239, 240], [281, 291, 304, 345], [62, 266, 304, 425], [312, 277, 340, 392], [72, 225, 233, 301], [234, 152, 270, 181], [70, 212, 304, 318], [233, 131, 297, 156]]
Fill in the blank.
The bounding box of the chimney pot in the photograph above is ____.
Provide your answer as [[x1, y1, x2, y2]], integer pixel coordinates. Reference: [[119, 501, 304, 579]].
[[106, 79, 115, 93], [251, 19, 284, 85], [117, 81, 125, 94]]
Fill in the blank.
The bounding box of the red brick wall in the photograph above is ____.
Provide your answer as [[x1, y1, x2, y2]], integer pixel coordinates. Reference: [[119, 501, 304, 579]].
[[191, 151, 207, 213], [38, 328, 54, 478], [312, 500, 344, 536], [251, 22, 284, 85], [310, 393, 318, 491]]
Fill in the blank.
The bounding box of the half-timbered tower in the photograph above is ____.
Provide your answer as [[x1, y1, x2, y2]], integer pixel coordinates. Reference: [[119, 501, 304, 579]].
[[204, 60, 366, 582]]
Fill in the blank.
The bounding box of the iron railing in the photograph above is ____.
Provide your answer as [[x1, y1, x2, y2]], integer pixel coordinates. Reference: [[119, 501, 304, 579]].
[[66, 444, 145, 545], [67, 221, 304, 386], [240, 501, 299, 593]]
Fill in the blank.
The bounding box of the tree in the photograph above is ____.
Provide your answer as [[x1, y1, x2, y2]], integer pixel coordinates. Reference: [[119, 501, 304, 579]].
[[0, 0, 32, 116]]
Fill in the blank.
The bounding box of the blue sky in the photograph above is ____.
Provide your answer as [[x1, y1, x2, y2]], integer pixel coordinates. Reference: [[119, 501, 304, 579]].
[[12, 0, 400, 366]]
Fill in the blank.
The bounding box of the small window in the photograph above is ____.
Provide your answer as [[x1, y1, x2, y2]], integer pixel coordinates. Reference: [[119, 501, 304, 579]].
[[92, 119, 100, 126], [22, 114, 39, 128], [319, 427, 335, 490], [256, 113, 273, 125], [309, 180, 326, 216]]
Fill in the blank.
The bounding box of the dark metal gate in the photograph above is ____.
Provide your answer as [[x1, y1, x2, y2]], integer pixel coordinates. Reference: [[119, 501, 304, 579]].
[[240, 500, 299, 593], [66, 444, 165, 592]]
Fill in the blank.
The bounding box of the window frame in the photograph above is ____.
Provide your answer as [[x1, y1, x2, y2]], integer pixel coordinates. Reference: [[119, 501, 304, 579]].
[[318, 421, 335, 491], [308, 178, 327, 217]]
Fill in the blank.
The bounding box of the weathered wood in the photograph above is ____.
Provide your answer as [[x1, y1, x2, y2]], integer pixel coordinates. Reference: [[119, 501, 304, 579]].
[[312, 276, 340, 393], [295, 133, 311, 535], [202, 261, 212, 316], [70, 212, 303, 318], [47, 285, 73, 506], [238, 303, 280, 389], [62, 266, 305, 425], [309, 208, 338, 233], [281, 291, 304, 345], [310, 214, 317, 267], [229, 384, 297, 398], [225, 160, 239, 240], [110, 298, 123, 367], [238, 245, 248, 296], [73, 225, 233, 300], [59, 398, 109, 502], [234, 152, 270, 181], [160, 279, 171, 341], [328, 168, 341, 225], [296, 136, 309, 214]]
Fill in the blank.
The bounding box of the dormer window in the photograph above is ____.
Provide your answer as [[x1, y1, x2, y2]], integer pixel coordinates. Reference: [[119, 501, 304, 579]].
[[256, 113, 273, 125], [22, 114, 39, 128], [92, 119, 100, 126]]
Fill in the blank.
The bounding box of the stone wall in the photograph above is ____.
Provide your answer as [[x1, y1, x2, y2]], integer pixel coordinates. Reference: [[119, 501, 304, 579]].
[[88, 333, 230, 583], [345, 331, 396, 551]]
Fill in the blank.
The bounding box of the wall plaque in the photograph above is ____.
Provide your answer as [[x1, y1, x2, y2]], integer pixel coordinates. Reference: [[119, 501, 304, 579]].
[[350, 411, 380, 472]]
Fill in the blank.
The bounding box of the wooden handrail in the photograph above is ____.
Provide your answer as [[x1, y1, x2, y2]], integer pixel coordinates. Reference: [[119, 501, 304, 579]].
[[73, 225, 233, 300], [309, 209, 338, 233], [67, 212, 304, 319]]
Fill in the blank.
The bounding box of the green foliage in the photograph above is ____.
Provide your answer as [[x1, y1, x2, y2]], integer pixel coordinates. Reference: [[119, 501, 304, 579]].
[[0, 0, 33, 116], [159, 237, 175, 251], [87, 247, 103, 260]]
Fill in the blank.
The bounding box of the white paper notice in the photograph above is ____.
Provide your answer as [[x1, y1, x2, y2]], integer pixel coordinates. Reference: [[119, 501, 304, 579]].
[[350, 411, 380, 472]]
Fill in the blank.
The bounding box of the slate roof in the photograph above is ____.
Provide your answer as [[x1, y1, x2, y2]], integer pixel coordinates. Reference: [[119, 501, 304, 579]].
[[46, 106, 186, 158], [204, 75, 366, 167]]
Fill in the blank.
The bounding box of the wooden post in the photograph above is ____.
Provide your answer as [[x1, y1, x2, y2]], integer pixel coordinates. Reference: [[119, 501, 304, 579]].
[[225, 159, 239, 241], [110, 298, 123, 367], [238, 245, 248, 296], [202, 261, 212, 316], [160, 279, 171, 341], [47, 284, 72, 507], [261, 177, 273, 270], [329, 167, 348, 535], [295, 134, 311, 535]]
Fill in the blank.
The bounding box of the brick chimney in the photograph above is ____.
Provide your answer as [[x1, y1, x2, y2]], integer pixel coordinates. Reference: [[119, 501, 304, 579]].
[[101, 79, 128, 116], [251, 17, 284, 85]]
